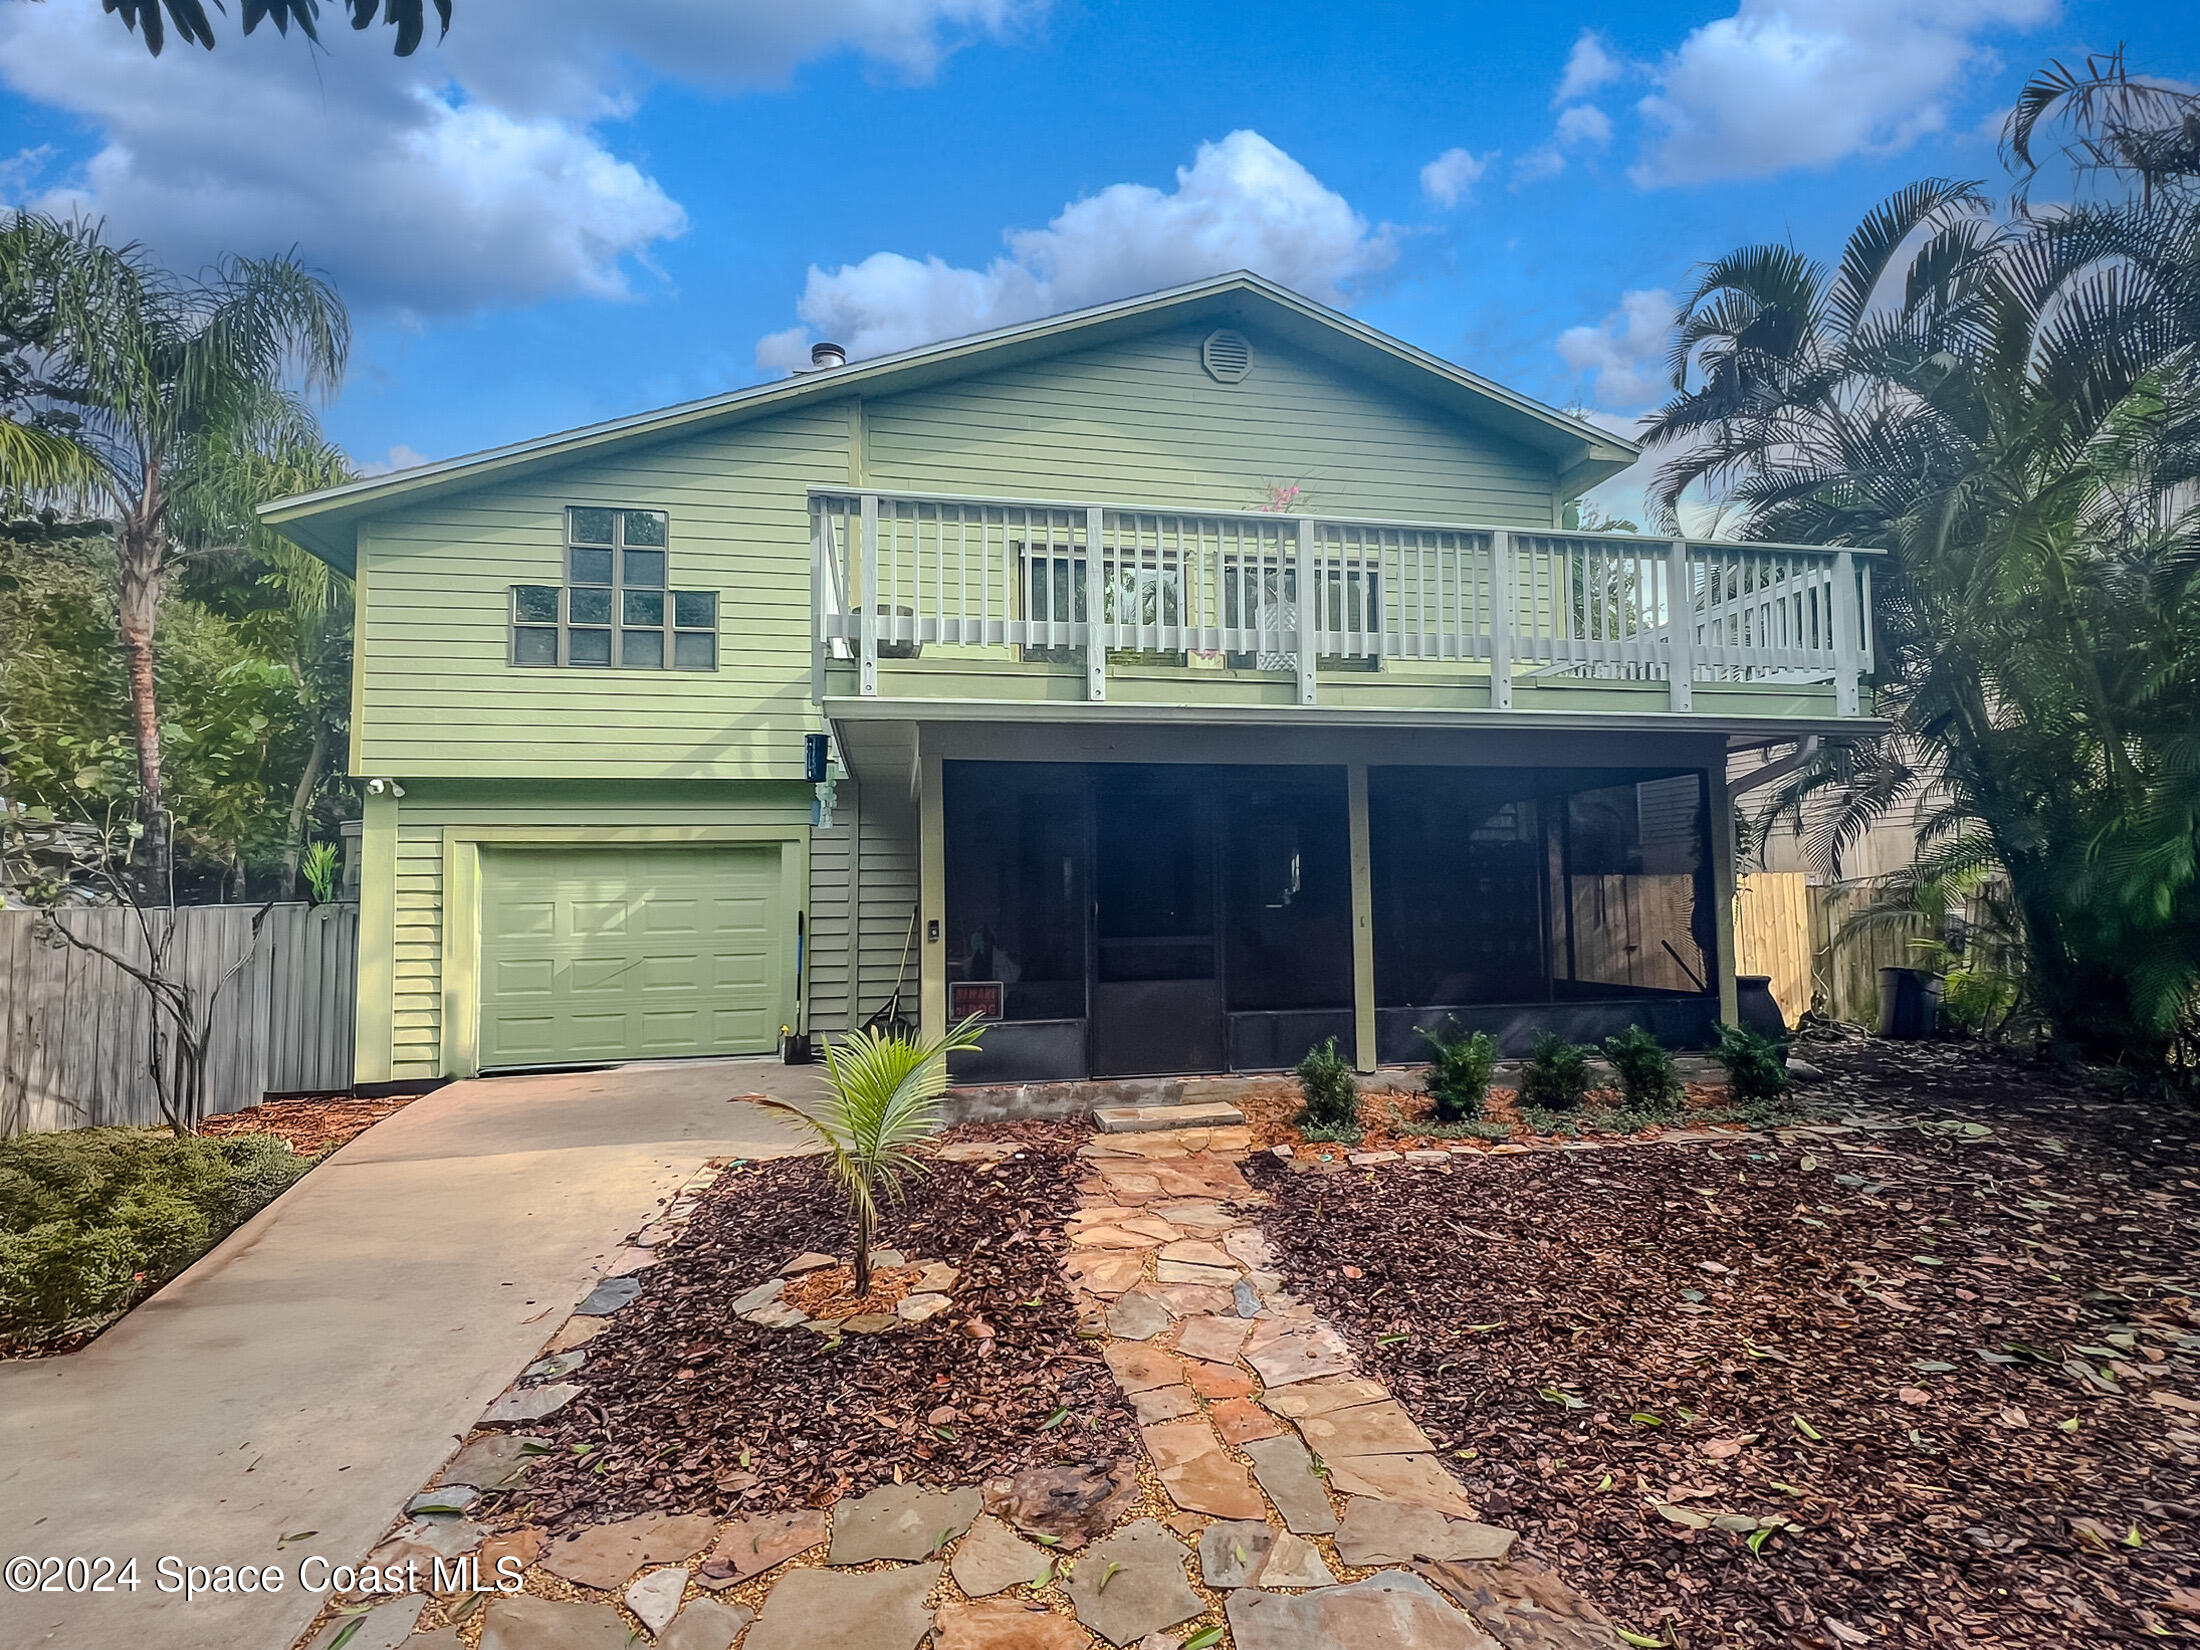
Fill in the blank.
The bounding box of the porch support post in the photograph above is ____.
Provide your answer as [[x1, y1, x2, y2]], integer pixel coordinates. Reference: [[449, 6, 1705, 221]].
[[859, 492, 880, 697], [354, 787, 398, 1085], [1710, 763, 1740, 1030], [1831, 550, 1862, 718], [1295, 516, 1317, 706], [1489, 530, 1514, 710], [1085, 504, 1107, 703], [1665, 540, 1694, 713], [1347, 760, 1377, 1074], [918, 739, 947, 1044]]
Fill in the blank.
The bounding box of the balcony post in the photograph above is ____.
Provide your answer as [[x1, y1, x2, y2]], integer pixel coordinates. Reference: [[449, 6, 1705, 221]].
[[859, 492, 879, 697], [1666, 540, 1694, 713], [1831, 550, 1861, 717], [1295, 515, 1317, 706], [1489, 529, 1514, 710], [810, 505, 826, 706], [1085, 504, 1107, 702]]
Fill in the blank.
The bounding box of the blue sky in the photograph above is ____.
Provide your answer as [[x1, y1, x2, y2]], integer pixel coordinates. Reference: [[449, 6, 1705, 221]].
[[0, 0, 2191, 515]]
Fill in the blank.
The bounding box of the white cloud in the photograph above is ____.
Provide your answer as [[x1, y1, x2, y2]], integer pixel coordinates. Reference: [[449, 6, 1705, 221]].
[[1514, 103, 1613, 185], [0, 1, 1038, 314], [357, 443, 431, 476], [1555, 288, 1676, 412], [1555, 31, 1625, 105], [1631, 0, 2054, 186], [761, 130, 1395, 365], [1419, 147, 1489, 208]]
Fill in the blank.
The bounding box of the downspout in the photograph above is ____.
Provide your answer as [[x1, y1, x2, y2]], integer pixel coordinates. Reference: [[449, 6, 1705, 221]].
[[1729, 736, 1820, 799]]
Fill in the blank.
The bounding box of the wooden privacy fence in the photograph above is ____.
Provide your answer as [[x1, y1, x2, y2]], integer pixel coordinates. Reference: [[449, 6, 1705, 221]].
[[1736, 873, 1936, 1029], [0, 902, 358, 1137]]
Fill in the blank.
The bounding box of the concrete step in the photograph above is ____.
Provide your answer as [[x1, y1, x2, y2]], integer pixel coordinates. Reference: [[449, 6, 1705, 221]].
[[1094, 1100, 1246, 1134]]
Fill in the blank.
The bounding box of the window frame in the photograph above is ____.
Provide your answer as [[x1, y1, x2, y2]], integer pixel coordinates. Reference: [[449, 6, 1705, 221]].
[[508, 507, 717, 671]]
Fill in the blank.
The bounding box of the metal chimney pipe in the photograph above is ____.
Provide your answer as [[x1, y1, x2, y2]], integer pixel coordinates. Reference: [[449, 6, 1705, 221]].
[[809, 341, 846, 370]]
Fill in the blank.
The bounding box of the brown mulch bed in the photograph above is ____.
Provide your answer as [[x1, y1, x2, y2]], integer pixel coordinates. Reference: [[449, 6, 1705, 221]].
[[506, 1119, 1138, 1530], [1244, 1033, 2200, 1647], [1235, 1074, 1747, 1153], [198, 1094, 412, 1156]]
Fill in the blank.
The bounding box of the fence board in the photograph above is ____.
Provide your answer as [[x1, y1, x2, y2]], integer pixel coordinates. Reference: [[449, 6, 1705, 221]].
[[1736, 872, 1813, 1026], [0, 903, 358, 1135]]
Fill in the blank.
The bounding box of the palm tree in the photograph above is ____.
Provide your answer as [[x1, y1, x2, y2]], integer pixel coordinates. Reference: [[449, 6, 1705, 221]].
[[761, 1018, 986, 1296], [1641, 63, 2200, 1072], [0, 214, 349, 892], [83, 1, 452, 57]]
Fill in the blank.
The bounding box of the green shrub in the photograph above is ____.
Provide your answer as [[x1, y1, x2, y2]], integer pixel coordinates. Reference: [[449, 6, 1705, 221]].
[[1941, 968, 2019, 1036], [1714, 1024, 1791, 1105], [1602, 1025, 1684, 1118], [0, 1128, 310, 1345], [1294, 1037, 1360, 1135], [1419, 1023, 1498, 1122], [1519, 1032, 1592, 1111]]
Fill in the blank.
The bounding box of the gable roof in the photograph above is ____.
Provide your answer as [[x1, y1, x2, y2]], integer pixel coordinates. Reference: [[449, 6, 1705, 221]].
[[263, 271, 1640, 573]]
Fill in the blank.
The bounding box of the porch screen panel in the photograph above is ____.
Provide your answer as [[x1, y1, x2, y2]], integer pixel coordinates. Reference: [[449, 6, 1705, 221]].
[[1221, 770, 1353, 1012], [1552, 774, 1712, 998], [943, 764, 1088, 1022], [1369, 769, 1550, 1008]]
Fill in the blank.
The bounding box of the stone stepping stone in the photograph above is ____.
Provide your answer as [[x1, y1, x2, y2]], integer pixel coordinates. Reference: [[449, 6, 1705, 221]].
[[308, 1598, 420, 1650], [483, 1382, 580, 1425], [406, 1486, 477, 1517], [934, 1598, 1091, 1649], [1103, 1341, 1180, 1393], [1064, 1520, 1205, 1647], [1173, 1315, 1252, 1365], [396, 1630, 463, 1650], [1233, 1281, 1264, 1318], [1152, 1200, 1238, 1234], [435, 1434, 549, 1491], [539, 1511, 717, 1590], [1107, 1291, 1174, 1342], [1142, 1420, 1267, 1521], [731, 1278, 787, 1315], [1209, 1397, 1286, 1446], [1323, 1453, 1477, 1520], [1183, 1360, 1257, 1400], [1295, 1400, 1436, 1458], [983, 1461, 1141, 1550], [1158, 1239, 1237, 1269], [1243, 1326, 1355, 1389], [698, 1507, 826, 1585], [523, 1349, 588, 1381], [657, 1598, 755, 1650], [1256, 1530, 1336, 1589], [477, 1594, 635, 1650], [1197, 1520, 1276, 1587], [366, 1518, 486, 1574], [1335, 1500, 1518, 1567], [828, 1481, 983, 1562], [1257, 1377, 1388, 1420], [741, 1562, 940, 1650], [1225, 1571, 1484, 1650], [1154, 1259, 1241, 1288], [897, 1292, 953, 1322], [1065, 1251, 1147, 1296], [623, 1568, 690, 1635], [545, 1316, 608, 1354], [1240, 1436, 1339, 1536], [951, 1514, 1051, 1596], [783, 1251, 838, 1273], [1222, 1228, 1279, 1269], [576, 1275, 642, 1316], [1130, 1385, 1200, 1424], [480, 1528, 543, 1575], [1417, 1558, 1623, 1650], [1150, 1282, 1238, 1317], [1071, 1225, 1165, 1251]]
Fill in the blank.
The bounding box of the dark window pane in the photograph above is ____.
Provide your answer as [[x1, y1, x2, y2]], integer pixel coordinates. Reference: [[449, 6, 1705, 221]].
[[621, 509, 667, 547], [623, 589, 664, 627], [620, 628, 664, 669], [623, 547, 666, 588], [568, 506, 617, 545], [944, 763, 1088, 1021], [673, 630, 715, 670], [569, 546, 613, 585], [513, 584, 559, 624], [568, 586, 611, 626], [513, 626, 558, 665], [673, 589, 715, 628], [1223, 773, 1352, 1011], [568, 627, 612, 665]]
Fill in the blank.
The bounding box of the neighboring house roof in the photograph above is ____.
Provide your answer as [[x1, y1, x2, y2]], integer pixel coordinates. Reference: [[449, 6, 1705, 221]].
[[262, 270, 1640, 574]]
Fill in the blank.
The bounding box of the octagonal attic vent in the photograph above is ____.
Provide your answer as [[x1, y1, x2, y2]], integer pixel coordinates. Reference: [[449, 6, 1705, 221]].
[[1201, 328, 1252, 383]]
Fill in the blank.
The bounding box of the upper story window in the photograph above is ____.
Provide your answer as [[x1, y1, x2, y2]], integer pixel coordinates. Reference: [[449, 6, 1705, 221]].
[[510, 507, 718, 670]]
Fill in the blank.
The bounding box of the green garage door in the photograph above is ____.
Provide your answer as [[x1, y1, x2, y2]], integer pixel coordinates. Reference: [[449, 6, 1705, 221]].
[[479, 845, 788, 1068]]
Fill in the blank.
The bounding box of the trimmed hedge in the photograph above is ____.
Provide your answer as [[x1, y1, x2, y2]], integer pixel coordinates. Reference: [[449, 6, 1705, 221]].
[[0, 1129, 307, 1347]]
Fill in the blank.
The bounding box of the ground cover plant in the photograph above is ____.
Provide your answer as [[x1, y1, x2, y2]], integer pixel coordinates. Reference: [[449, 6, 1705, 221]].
[[1518, 1031, 1594, 1125], [0, 1125, 307, 1351], [1293, 1035, 1362, 1142], [505, 1121, 1139, 1528], [1421, 1021, 1498, 1122], [1245, 1031, 2200, 1646], [1603, 1024, 1684, 1119]]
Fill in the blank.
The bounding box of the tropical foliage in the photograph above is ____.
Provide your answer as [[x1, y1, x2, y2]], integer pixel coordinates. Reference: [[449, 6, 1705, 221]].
[[1419, 1021, 1497, 1122], [87, 0, 452, 57], [1645, 52, 2200, 1080], [761, 1018, 985, 1296], [1602, 1024, 1684, 1118], [0, 213, 354, 899]]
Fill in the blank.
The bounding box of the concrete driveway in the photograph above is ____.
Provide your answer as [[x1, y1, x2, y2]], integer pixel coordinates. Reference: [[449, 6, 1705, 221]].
[[0, 1058, 824, 1650]]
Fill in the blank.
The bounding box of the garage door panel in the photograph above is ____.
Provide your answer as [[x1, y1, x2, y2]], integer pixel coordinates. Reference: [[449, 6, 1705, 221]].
[[478, 843, 788, 1069]]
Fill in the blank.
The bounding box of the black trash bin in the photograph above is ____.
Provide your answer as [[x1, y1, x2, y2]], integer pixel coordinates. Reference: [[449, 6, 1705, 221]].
[[1878, 967, 1941, 1039]]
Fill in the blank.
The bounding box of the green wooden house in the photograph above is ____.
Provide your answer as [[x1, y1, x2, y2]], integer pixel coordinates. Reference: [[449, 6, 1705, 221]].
[[265, 273, 1879, 1089]]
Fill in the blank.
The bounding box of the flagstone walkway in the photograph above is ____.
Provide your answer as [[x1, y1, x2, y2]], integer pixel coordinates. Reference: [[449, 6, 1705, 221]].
[[310, 1125, 1629, 1650]]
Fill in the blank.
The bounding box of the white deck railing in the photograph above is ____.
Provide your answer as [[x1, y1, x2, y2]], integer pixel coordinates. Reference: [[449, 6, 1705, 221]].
[[811, 487, 1877, 716]]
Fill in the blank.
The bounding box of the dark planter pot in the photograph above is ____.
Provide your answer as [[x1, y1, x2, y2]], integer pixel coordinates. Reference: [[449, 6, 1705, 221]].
[[1735, 975, 1788, 1038], [781, 1033, 814, 1065], [1878, 968, 1941, 1040]]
